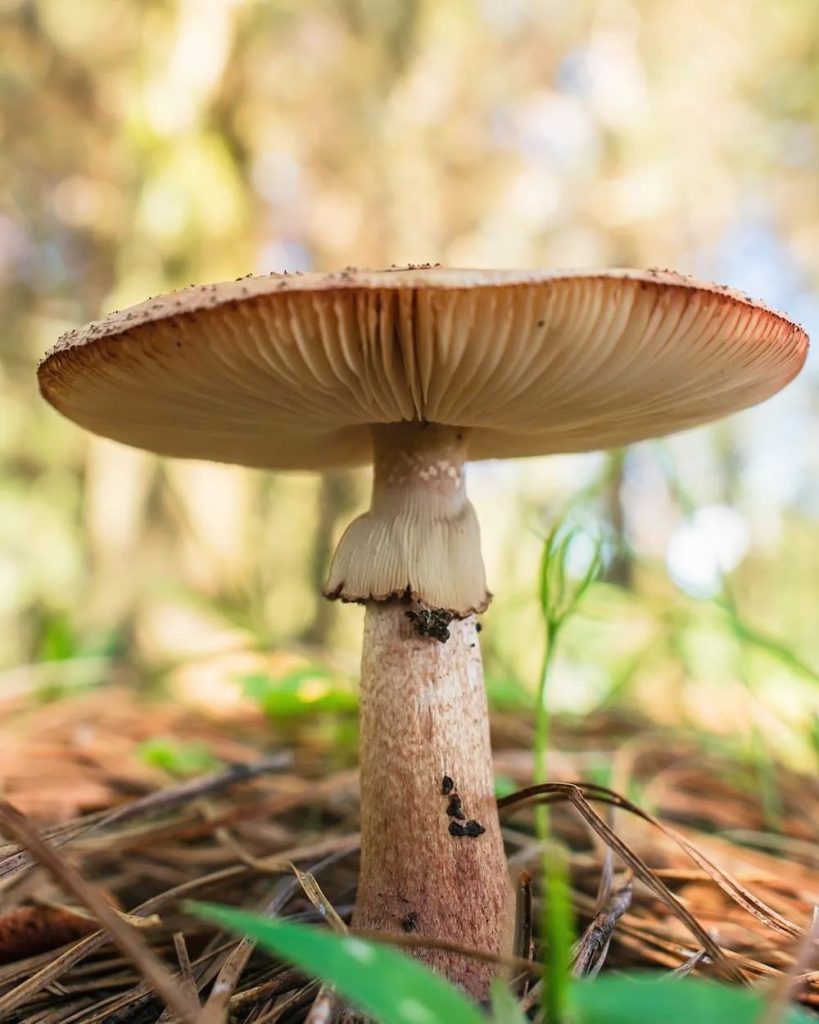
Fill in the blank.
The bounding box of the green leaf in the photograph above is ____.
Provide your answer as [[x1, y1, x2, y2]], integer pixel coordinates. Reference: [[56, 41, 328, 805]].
[[186, 902, 486, 1024], [489, 980, 527, 1024], [538, 520, 603, 640], [571, 974, 813, 1024], [241, 666, 357, 719], [137, 738, 219, 778]]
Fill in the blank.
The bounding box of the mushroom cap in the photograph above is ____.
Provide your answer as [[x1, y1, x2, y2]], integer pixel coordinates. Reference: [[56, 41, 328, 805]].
[[39, 267, 808, 469]]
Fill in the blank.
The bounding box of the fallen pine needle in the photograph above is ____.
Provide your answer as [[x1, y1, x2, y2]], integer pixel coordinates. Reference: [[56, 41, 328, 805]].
[[0, 798, 200, 1024]]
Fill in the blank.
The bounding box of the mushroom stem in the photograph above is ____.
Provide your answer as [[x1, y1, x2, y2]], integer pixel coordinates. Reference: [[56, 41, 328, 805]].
[[342, 423, 512, 997], [354, 603, 512, 996], [324, 423, 490, 615]]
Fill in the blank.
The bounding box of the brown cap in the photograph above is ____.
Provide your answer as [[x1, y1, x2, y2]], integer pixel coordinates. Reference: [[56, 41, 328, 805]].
[[39, 267, 808, 468]]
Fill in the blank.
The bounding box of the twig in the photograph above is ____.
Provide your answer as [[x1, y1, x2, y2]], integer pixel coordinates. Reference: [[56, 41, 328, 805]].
[[172, 932, 200, 1009], [305, 984, 340, 1023], [592, 849, 615, 915], [0, 798, 200, 1023], [0, 818, 99, 882], [0, 865, 250, 1015], [501, 781, 800, 946], [0, 753, 291, 882], [198, 848, 353, 1024], [289, 862, 349, 934], [252, 979, 319, 1024], [500, 782, 742, 980], [198, 875, 303, 1024], [227, 968, 303, 1010], [573, 883, 633, 977], [759, 907, 819, 1024], [669, 948, 709, 978], [90, 753, 292, 832], [0, 834, 358, 1015], [290, 865, 346, 1024], [513, 870, 533, 963]]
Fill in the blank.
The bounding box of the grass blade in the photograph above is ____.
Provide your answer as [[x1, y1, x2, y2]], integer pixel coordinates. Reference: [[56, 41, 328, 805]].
[[186, 902, 485, 1024], [571, 974, 813, 1023], [489, 979, 527, 1023]]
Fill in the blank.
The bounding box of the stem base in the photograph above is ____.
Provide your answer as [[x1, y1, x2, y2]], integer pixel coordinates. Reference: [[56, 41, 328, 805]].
[[353, 602, 513, 998]]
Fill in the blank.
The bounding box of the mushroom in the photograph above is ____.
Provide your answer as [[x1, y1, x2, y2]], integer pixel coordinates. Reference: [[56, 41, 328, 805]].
[[38, 267, 807, 997]]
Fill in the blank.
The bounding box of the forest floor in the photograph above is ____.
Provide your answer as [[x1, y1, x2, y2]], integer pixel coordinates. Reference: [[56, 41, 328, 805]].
[[0, 683, 817, 1022]]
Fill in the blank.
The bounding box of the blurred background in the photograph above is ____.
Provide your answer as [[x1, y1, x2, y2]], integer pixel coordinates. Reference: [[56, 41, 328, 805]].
[[2, 0, 818, 775]]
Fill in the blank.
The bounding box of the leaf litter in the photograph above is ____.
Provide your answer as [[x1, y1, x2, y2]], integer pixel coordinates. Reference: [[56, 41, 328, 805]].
[[0, 685, 817, 1021]]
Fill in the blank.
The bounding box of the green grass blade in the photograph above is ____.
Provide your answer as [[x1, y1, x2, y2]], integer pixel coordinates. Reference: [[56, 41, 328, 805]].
[[571, 974, 813, 1024], [489, 980, 527, 1023], [535, 519, 600, 1023], [186, 902, 486, 1024], [542, 846, 574, 1023]]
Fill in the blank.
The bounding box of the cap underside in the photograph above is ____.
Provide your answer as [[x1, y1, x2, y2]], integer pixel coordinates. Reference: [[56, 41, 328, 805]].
[[39, 268, 808, 469]]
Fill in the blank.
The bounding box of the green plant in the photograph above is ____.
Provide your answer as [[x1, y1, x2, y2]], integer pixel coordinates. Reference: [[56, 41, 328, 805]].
[[242, 664, 357, 719], [187, 903, 485, 1024], [571, 974, 811, 1023], [535, 521, 604, 801], [535, 520, 603, 1022], [186, 904, 813, 1023], [137, 738, 219, 778]]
